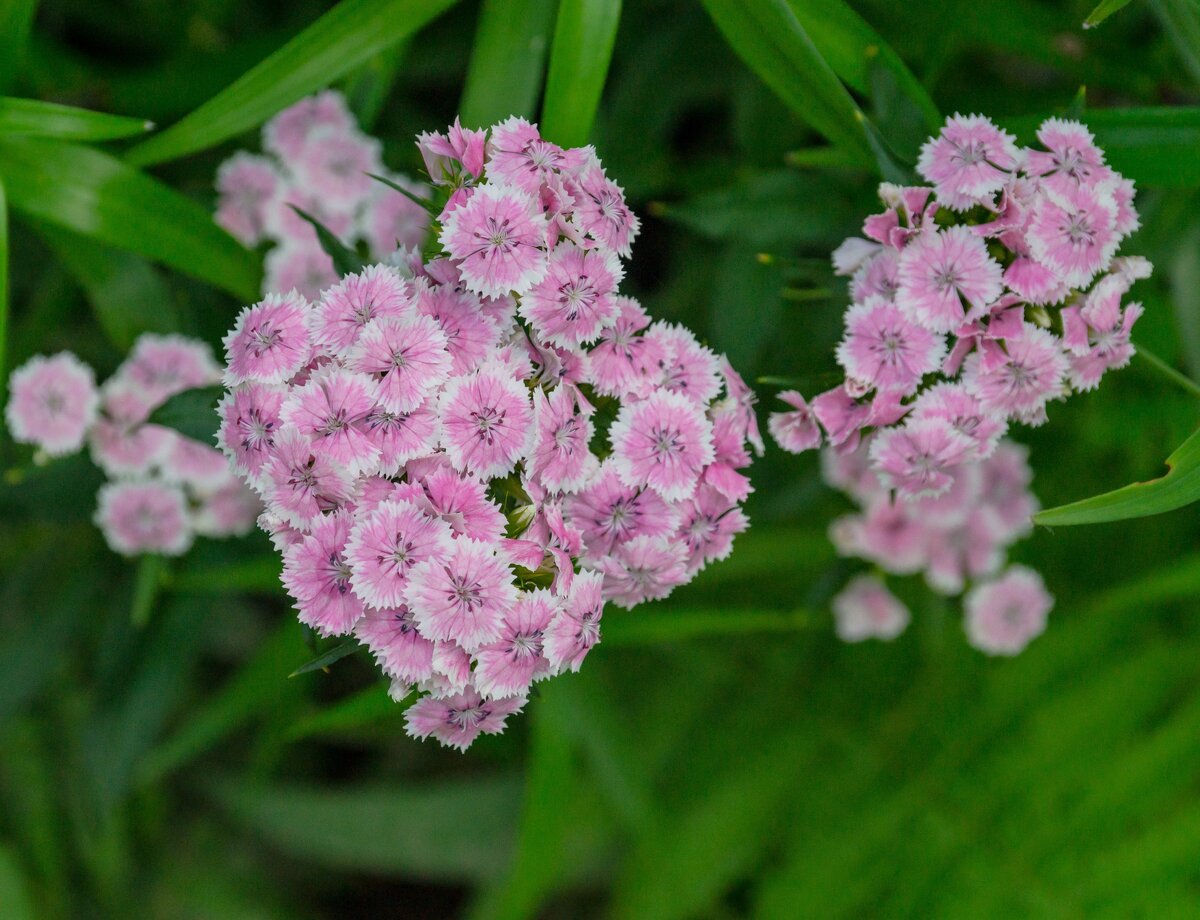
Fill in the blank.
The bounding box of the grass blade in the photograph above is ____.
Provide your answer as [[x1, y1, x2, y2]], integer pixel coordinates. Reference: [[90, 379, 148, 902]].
[[0, 136, 260, 299], [0, 176, 6, 391], [1084, 0, 1135, 27], [461, 0, 557, 128], [288, 640, 360, 678], [0, 97, 152, 142], [0, 0, 37, 94], [125, 0, 460, 166], [540, 0, 623, 146]]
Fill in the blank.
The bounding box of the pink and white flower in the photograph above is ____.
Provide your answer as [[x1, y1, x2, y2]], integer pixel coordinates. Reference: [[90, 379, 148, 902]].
[[5, 352, 100, 456], [964, 565, 1053, 656]]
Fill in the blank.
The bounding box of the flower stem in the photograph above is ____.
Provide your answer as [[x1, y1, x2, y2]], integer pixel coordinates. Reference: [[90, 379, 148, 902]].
[[1136, 346, 1200, 400], [131, 554, 167, 627]]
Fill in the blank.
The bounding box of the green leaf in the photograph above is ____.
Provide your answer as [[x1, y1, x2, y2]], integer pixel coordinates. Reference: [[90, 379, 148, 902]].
[[289, 205, 363, 276], [603, 607, 820, 646], [1149, 0, 1200, 86], [0, 1, 37, 94], [0, 137, 260, 299], [1083, 0, 1135, 27], [785, 0, 939, 131], [0, 97, 153, 141], [288, 640, 360, 678], [147, 386, 224, 444], [0, 844, 36, 920], [205, 774, 521, 880], [285, 683, 404, 742], [124, 0, 460, 166], [0, 176, 6, 389], [540, 0, 623, 147], [461, 0, 557, 127], [1035, 425, 1200, 525], [130, 555, 168, 628], [698, 0, 873, 166], [34, 224, 179, 351], [342, 44, 408, 130]]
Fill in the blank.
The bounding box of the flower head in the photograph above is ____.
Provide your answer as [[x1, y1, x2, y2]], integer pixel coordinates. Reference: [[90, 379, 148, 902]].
[[5, 352, 100, 456], [964, 565, 1053, 655]]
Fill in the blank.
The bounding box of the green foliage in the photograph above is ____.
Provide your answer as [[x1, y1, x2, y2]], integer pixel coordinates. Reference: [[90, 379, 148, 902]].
[[541, 0, 623, 146], [460, 0, 557, 127], [0, 97, 152, 141], [1084, 0, 1136, 27]]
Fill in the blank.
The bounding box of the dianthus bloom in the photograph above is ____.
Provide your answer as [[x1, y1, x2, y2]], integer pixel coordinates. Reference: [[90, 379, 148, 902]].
[[217, 116, 756, 749], [769, 114, 1148, 654], [4, 335, 260, 558], [214, 90, 430, 300]]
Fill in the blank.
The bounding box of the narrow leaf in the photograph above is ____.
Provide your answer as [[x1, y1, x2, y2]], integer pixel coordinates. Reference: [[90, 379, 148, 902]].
[[368, 172, 436, 214], [289, 640, 360, 678], [0, 97, 152, 141], [285, 684, 404, 742], [130, 555, 167, 628], [540, 0, 623, 147], [699, 0, 874, 166], [603, 607, 819, 646], [0, 137, 260, 299], [343, 44, 408, 130], [0, 0, 38, 93], [1035, 425, 1200, 525], [125, 0, 460, 166], [0, 845, 36, 920], [289, 205, 363, 276], [147, 386, 224, 444], [1149, 0, 1200, 85], [461, 0, 557, 127], [0, 176, 6, 389], [1084, 0, 1134, 27]]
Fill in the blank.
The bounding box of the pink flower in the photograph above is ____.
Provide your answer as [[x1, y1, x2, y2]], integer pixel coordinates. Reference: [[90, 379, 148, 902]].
[[261, 426, 355, 530], [95, 479, 193, 557], [437, 362, 534, 479], [486, 116, 565, 195], [568, 164, 640, 257], [964, 565, 1053, 656], [420, 467, 507, 543], [348, 314, 451, 413], [404, 688, 525, 751], [979, 441, 1039, 541], [5, 352, 99, 455], [281, 510, 365, 636], [835, 297, 946, 394], [528, 386, 599, 493], [869, 417, 975, 498], [768, 390, 823, 454], [355, 605, 435, 684], [917, 113, 1019, 210], [344, 499, 455, 608], [594, 534, 689, 609], [896, 226, 1004, 333], [810, 386, 872, 448], [280, 366, 380, 476], [519, 242, 623, 347], [361, 178, 431, 256], [473, 589, 557, 698], [962, 326, 1068, 424], [676, 485, 749, 573], [909, 382, 1006, 459], [637, 322, 723, 405], [263, 241, 338, 303], [405, 538, 518, 649], [1026, 180, 1120, 288], [216, 383, 287, 484], [1025, 118, 1107, 190], [414, 281, 501, 375], [417, 118, 487, 184], [609, 390, 715, 502], [120, 334, 221, 406], [223, 292, 313, 386], [159, 434, 230, 491], [832, 575, 910, 642], [586, 296, 653, 396], [365, 403, 438, 475], [263, 90, 355, 159], [215, 152, 280, 245], [846, 496, 929, 574], [543, 570, 604, 673], [439, 184, 549, 297], [290, 129, 381, 208], [309, 264, 414, 357], [567, 460, 680, 559], [192, 478, 261, 538]]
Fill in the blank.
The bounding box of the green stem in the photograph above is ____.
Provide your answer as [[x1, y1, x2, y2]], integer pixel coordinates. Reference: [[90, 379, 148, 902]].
[[1137, 346, 1200, 400], [130, 554, 166, 627]]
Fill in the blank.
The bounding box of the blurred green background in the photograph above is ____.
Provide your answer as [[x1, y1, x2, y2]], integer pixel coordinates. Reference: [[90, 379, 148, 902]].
[[3, 0, 1200, 916]]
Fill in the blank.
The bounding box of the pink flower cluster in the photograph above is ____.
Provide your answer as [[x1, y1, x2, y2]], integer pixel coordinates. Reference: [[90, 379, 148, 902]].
[[5, 336, 260, 556], [770, 115, 1150, 504], [218, 118, 759, 750], [822, 438, 1052, 655], [216, 91, 430, 300]]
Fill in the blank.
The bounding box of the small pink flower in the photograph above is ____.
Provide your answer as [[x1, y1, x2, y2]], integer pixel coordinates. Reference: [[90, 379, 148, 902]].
[[417, 118, 487, 184], [473, 589, 557, 698], [290, 128, 381, 207], [1025, 118, 1107, 190], [405, 538, 518, 649], [1026, 180, 1119, 288], [568, 164, 640, 257], [586, 296, 653, 397], [5, 352, 99, 455], [348, 314, 451, 413], [528, 386, 599, 493], [419, 467, 507, 543], [355, 605, 435, 684], [95, 479, 193, 557], [676, 485, 749, 573], [281, 509, 365, 636], [310, 264, 414, 357], [159, 433, 230, 491], [979, 442, 1039, 542], [404, 687, 525, 751], [567, 460, 680, 559], [263, 241, 339, 303], [964, 565, 1053, 656], [917, 113, 1019, 210], [192, 477, 261, 538], [833, 237, 882, 275], [909, 382, 1006, 459], [486, 116, 565, 195], [832, 574, 910, 642], [609, 390, 715, 502], [810, 386, 872, 448], [344, 499, 455, 608], [215, 152, 281, 245], [636, 322, 723, 405], [869, 417, 975, 498], [896, 226, 1004, 333], [543, 570, 604, 673], [361, 178, 431, 256], [223, 292, 313, 386], [437, 362, 534, 479], [263, 90, 355, 159], [594, 534, 689, 609], [280, 366, 380, 476], [261, 426, 355, 530], [835, 297, 946, 395], [1065, 301, 1142, 392], [849, 495, 930, 574], [216, 383, 287, 484], [439, 184, 549, 298], [519, 242, 623, 347], [923, 508, 1005, 596], [121, 334, 221, 406], [414, 281, 502, 376], [768, 390, 823, 454], [851, 248, 900, 303], [962, 326, 1068, 424]]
